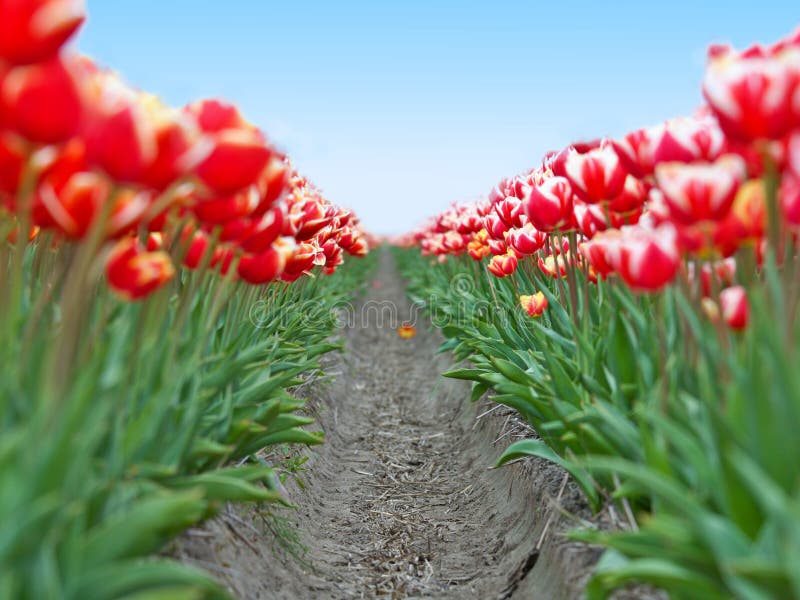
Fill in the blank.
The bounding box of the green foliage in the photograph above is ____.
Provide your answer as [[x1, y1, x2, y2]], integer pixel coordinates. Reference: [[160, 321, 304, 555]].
[[0, 239, 374, 600], [396, 246, 800, 600]]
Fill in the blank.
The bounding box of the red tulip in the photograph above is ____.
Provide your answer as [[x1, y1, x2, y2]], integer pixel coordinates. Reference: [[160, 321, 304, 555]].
[[615, 224, 681, 292], [217, 218, 253, 244], [239, 206, 285, 253], [574, 203, 641, 239], [720, 285, 749, 330], [611, 125, 664, 178], [538, 253, 569, 279], [703, 43, 799, 143], [0, 0, 86, 65], [564, 142, 628, 204], [34, 171, 105, 238], [654, 155, 747, 225], [421, 234, 446, 257], [519, 292, 548, 318], [781, 173, 800, 226], [484, 213, 510, 240], [291, 199, 334, 241], [507, 223, 546, 255], [184, 98, 244, 132], [105, 237, 175, 300], [183, 99, 272, 195], [345, 234, 369, 257], [606, 175, 648, 214], [191, 186, 258, 225], [253, 154, 290, 214], [139, 107, 198, 191], [550, 140, 603, 178], [237, 242, 289, 284], [322, 238, 344, 272], [579, 230, 623, 277], [456, 206, 484, 234], [442, 230, 468, 253], [494, 196, 524, 228], [181, 228, 235, 274], [652, 116, 727, 166], [488, 238, 507, 256], [487, 250, 518, 277], [522, 176, 574, 232], [488, 176, 519, 205], [1, 55, 85, 144], [194, 129, 272, 195], [281, 241, 325, 282], [182, 230, 213, 270], [336, 225, 357, 251], [30, 139, 151, 239], [82, 73, 159, 183]]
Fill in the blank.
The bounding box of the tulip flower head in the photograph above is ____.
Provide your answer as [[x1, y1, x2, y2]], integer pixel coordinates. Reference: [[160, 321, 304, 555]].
[[615, 224, 681, 292], [519, 292, 548, 318], [522, 176, 575, 232], [1, 55, 86, 144], [507, 222, 546, 255], [105, 237, 175, 300], [487, 250, 518, 278], [611, 124, 664, 178], [467, 229, 491, 260], [720, 285, 749, 330], [397, 323, 417, 339], [564, 142, 628, 204], [703, 40, 800, 143], [0, 0, 87, 65], [653, 116, 727, 166], [538, 253, 569, 278], [183, 99, 273, 195], [654, 155, 747, 225]]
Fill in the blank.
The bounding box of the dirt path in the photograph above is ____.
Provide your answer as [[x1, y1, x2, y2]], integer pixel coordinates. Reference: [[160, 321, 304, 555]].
[[173, 250, 599, 599]]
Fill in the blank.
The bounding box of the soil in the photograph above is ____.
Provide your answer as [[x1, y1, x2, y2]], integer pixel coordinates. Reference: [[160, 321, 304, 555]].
[[171, 250, 621, 599]]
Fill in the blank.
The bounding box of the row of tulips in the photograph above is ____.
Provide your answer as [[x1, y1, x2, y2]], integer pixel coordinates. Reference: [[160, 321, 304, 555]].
[[0, 1, 372, 598], [0, 0, 369, 299], [398, 25, 800, 600]]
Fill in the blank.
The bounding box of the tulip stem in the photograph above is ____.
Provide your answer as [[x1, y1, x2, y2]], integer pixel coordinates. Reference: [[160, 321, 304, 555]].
[[3, 152, 37, 352], [485, 269, 500, 309], [545, 235, 570, 315], [763, 153, 782, 264], [560, 231, 580, 327]]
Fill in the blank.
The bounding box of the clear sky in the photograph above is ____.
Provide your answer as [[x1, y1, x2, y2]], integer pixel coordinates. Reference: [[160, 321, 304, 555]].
[[77, 1, 796, 234]]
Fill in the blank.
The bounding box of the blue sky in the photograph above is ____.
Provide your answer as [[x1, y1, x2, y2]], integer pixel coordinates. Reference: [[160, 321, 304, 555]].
[[78, 1, 796, 234]]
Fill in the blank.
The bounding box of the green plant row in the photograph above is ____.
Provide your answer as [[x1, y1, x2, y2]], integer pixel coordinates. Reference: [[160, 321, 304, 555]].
[[396, 247, 800, 600], [0, 237, 375, 600]]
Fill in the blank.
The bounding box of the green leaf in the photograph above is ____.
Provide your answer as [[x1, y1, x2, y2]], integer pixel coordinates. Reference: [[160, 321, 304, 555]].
[[496, 439, 599, 509]]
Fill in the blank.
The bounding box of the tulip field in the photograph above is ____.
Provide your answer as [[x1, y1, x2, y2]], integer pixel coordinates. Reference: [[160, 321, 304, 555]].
[[397, 26, 800, 600], [3, 1, 800, 599], [0, 1, 372, 598]]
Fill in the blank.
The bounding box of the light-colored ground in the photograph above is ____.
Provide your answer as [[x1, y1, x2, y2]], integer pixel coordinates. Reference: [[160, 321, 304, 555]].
[[172, 251, 606, 599]]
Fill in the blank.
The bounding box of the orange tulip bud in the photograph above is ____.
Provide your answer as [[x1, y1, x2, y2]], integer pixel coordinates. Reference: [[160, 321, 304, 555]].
[[519, 292, 548, 318], [487, 250, 518, 278], [397, 323, 416, 339]]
